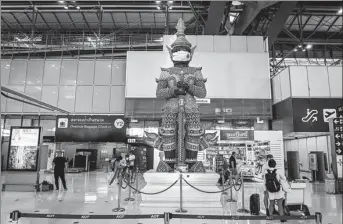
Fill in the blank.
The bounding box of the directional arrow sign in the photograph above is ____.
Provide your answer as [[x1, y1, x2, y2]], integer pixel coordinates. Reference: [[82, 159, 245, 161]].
[[336, 148, 343, 155], [333, 118, 343, 125], [335, 134, 343, 139], [336, 141, 342, 147]]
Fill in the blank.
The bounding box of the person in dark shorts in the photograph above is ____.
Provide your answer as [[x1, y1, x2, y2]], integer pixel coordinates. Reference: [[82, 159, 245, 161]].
[[262, 154, 274, 215], [229, 152, 237, 174], [53, 151, 68, 191]]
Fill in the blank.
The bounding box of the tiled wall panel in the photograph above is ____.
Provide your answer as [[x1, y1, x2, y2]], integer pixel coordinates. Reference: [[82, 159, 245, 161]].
[[77, 60, 95, 85], [272, 66, 342, 105], [9, 60, 27, 85], [328, 67, 343, 98], [307, 66, 330, 97], [40, 86, 59, 113], [23, 86, 42, 112], [1, 60, 11, 85], [3, 59, 126, 114], [26, 60, 44, 85], [94, 60, 112, 85], [163, 35, 266, 53], [93, 86, 110, 113], [43, 61, 61, 85], [75, 86, 93, 112], [60, 60, 77, 85], [110, 86, 125, 113]]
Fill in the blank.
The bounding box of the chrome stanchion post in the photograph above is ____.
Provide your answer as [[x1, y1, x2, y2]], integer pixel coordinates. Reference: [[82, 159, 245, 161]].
[[113, 173, 125, 212], [175, 174, 187, 213], [237, 173, 249, 213], [164, 212, 170, 224], [315, 212, 322, 224], [221, 170, 228, 195], [10, 210, 20, 222], [227, 175, 237, 202], [133, 167, 139, 194]]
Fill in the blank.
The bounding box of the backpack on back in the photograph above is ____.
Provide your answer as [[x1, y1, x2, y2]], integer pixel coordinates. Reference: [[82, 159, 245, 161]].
[[265, 169, 281, 193]]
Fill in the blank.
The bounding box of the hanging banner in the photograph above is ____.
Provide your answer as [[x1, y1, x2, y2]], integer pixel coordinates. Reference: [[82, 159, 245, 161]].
[[8, 127, 41, 171], [220, 130, 254, 141], [55, 115, 127, 142]]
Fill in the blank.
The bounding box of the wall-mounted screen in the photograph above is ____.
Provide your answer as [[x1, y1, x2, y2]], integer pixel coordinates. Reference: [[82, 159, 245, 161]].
[[8, 127, 41, 171]]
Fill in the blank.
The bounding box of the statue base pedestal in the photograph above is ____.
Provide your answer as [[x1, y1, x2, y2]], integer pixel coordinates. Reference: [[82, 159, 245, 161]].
[[140, 172, 222, 208]]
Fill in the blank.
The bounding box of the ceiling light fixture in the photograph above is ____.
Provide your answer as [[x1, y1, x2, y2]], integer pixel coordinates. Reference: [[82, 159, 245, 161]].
[[306, 44, 313, 49], [58, 1, 64, 3], [155, 1, 161, 3], [294, 49, 298, 52], [76, 6, 80, 9], [157, 6, 161, 10], [168, 1, 173, 3], [302, 48, 306, 52], [298, 45, 303, 48], [64, 6, 68, 9], [338, 8, 343, 14], [169, 6, 173, 10]]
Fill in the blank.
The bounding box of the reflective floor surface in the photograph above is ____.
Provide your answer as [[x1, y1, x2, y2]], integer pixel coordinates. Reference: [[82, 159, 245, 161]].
[[1, 172, 342, 224]]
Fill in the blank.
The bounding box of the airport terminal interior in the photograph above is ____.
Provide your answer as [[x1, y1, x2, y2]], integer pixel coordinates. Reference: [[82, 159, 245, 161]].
[[0, 1, 342, 224]]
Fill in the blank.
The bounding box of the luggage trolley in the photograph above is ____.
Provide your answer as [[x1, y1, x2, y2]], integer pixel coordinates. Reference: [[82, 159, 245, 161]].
[[286, 179, 311, 216]]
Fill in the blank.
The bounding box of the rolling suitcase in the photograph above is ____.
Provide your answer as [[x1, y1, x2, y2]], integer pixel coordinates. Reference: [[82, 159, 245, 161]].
[[250, 194, 260, 215]]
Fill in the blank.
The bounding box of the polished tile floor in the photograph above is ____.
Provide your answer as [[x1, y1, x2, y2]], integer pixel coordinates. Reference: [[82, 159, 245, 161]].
[[1, 171, 342, 224]]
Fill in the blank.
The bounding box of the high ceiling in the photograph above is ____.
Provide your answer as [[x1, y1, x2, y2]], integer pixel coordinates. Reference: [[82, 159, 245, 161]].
[[1, 1, 342, 70]]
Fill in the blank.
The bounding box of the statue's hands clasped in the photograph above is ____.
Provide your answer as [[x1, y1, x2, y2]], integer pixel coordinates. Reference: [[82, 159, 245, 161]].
[[174, 88, 186, 95], [177, 81, 189, 91]]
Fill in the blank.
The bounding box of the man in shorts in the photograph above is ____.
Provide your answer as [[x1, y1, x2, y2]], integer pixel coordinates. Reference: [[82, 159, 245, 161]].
[[262, 154, 274, 215]]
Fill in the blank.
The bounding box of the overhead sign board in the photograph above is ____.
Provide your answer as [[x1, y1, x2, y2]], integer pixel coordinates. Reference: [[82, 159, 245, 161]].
[[273, 98, 343, 132], [220, 130, 254, 141], [55, 115, 127, 142]]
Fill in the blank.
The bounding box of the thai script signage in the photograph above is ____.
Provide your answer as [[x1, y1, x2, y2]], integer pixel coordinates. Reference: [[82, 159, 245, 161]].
[[220, 130, 254, 141]]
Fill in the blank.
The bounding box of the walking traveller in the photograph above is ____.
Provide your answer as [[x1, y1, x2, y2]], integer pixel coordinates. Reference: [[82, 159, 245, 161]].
[[109, 155, 123, 186], [262, 154, 274, 215], [265, 159, 287, 222]]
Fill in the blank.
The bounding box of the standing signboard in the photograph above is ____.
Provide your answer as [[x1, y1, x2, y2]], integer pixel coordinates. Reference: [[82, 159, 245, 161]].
[[7, 127, 41, 171], [329, 105, 343, 194]]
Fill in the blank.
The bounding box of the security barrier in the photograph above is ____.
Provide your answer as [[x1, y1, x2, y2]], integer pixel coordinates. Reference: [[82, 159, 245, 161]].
[[10, 171, 323, 224], [9, 211, 323, 224]]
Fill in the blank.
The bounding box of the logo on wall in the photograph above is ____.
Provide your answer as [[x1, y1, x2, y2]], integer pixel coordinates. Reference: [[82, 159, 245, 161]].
[[323, 109, 337, 122], [301, 109, 318, 123], [114, 119, 125, 129], [57, 118, 68, 128]]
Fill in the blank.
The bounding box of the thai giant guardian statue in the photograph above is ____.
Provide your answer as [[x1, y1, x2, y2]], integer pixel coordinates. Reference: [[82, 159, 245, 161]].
[[145, 18, 217, 172]]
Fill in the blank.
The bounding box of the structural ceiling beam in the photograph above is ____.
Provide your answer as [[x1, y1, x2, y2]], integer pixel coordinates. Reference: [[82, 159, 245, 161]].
[[204, 1, 226, 35], [266, 1, 298, 48], [233, 1, 278, 35]]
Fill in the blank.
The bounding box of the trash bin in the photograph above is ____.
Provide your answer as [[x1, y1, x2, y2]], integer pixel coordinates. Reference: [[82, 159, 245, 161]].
[[325, 174, 336, 194]]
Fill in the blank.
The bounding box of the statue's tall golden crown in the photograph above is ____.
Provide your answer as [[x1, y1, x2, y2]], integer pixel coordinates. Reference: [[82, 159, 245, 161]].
[[170, 18, 192, 50]]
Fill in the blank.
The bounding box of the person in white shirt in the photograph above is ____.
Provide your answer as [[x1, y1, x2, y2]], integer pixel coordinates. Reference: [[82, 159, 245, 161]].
[[265, 159, 287, 222], [262, 154, 274, 215], [128, 150, 136, 183]]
